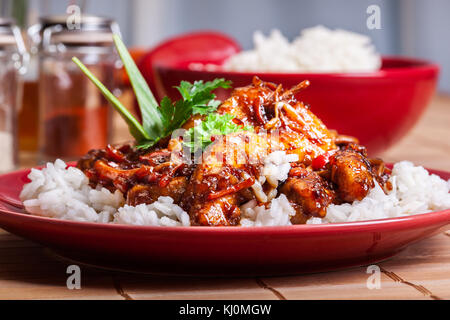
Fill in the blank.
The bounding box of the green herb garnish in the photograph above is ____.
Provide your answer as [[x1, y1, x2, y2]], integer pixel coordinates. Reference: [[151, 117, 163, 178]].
[[183, 113, 253, 152], [176, 78, 231, 115], [72, 34, 232, 149]]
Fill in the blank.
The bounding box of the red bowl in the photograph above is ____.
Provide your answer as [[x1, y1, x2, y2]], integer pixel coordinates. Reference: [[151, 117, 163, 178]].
[[146, 56, 438, 156]]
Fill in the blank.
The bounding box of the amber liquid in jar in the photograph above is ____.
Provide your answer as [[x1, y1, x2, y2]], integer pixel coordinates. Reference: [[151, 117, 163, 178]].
[[18, 81, 39, 152], [39, 62, 113, 161]]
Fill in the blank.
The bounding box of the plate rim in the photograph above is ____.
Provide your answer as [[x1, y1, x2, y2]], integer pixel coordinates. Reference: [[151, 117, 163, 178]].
[[0, 164, 449, 235], [1, 201, 449, 236]]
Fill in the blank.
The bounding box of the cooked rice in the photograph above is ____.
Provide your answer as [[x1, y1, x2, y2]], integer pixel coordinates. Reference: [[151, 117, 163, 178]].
[[240, 194, 296, 227], [251, 151, 298, 202], [263, 151, 299, 187], [221, 26, 381, 73], [19, 160, 188, 226], [20, 160, 123, 223], [115, 196, 190, 227], [20, 158, 450, 227], [308, 161, 450, 224]]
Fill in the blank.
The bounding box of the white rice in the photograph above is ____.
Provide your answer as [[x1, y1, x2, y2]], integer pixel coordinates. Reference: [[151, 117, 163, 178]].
[[19, 160, 188, 226], [221, 26, 381, 73], [20, 159, 123, 223], [20, 159, 450, 227], [240, 194, 296, 227], [263, 151, 299, 187], [251, 151, 298, 202], [307, 161, 450, 224], [115, 196, 190, 227]]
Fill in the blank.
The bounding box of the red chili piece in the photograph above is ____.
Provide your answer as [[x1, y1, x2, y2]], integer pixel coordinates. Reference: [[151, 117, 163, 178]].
[[311, 151, 334, 170]]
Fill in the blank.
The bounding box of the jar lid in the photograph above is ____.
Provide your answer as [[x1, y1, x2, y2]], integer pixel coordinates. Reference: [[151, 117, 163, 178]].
[[0, 18, 17, 46], [36, 14, 120, 47], [0, 17, 15, 28], [51, 31, 114, 45], [0, 18, 28, 73], [39, 15, 115, 32]]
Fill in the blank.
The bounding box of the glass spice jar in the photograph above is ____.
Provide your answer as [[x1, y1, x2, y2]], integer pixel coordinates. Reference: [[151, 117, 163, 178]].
[[16, 16, 44, 153], [0, 18, 28, 172], [36, 15, 121, 162]]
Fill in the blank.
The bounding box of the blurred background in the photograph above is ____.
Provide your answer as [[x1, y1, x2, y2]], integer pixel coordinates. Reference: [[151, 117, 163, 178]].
[[0, 0, 448, 172], [2, 0, 449, 92]]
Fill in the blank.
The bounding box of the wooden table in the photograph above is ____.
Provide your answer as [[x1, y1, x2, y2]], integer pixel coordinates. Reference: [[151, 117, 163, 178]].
[[1, 95, 449, 300]]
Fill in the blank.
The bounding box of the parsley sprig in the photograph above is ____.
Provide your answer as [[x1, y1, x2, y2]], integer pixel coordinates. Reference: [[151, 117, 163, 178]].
[[176, 78, 231, 115], [183, 113, 253, 153], [72, 34, 234, 150]]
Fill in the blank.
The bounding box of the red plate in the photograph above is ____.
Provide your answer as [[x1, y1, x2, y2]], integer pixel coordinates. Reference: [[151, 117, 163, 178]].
[[0, 167, 449, 276]]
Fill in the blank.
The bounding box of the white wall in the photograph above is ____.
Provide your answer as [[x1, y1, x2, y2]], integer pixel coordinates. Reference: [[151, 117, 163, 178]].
[[132, 0, 398, 54], [18, 0, 450, 92], [398, 0, 450, 93]]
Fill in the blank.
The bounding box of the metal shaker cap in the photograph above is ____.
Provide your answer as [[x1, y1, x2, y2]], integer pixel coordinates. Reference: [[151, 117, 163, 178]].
[[30, 14, 120, 48], [0, 17, 28, 73]]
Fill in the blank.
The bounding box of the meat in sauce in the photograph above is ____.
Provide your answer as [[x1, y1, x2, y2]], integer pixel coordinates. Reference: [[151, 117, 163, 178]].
[[77, 77, 390, 226]]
